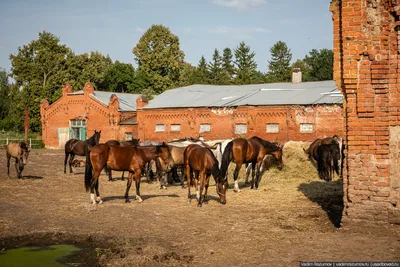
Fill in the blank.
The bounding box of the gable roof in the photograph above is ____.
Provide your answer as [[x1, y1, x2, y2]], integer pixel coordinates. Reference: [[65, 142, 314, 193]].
[[143, 81, 342, 109], [69, 90, 140, 112]]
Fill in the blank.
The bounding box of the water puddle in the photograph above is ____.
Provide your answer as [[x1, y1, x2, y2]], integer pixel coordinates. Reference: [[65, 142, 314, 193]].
[[0, 244, 81, 267]]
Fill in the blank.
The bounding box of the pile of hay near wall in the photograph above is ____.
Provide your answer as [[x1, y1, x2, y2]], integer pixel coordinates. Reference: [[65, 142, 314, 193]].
[[259, 141, 320, 186]]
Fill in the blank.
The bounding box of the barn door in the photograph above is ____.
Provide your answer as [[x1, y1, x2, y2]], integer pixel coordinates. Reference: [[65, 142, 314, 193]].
[[58, 128, 70, 149]]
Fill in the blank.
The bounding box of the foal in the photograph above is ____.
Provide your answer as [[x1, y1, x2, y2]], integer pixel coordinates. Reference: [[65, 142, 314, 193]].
[[184, 144, 228, 207], [6, 142, 30, 178]]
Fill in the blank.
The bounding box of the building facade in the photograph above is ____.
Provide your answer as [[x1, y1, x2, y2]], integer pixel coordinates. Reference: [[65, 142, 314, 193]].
[[40, 82, 141, 148], [331, 0, 400, 224]]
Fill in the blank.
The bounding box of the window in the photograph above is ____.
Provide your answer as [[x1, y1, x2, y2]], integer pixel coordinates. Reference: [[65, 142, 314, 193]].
[[200, 124, 211, 133], [300, 123, 313, 133], [71, 120, 86, 127], [266, 123, 279, 133], [155, 124, 165, 132], [70, 120, 86, 140], [170, 124, 181, 132], [125, 132, 133, 140], [235, 124, 247, 134]]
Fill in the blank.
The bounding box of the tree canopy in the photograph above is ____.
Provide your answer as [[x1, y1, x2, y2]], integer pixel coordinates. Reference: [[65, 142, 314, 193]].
[[267, 41, 292, 82]]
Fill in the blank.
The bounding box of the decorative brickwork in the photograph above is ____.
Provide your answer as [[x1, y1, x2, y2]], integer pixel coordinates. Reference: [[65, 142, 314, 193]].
[[331, 0, 400, 224]]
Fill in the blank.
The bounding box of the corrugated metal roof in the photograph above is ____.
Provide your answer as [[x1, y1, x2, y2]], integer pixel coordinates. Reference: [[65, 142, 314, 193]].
[[143, 81, 342, 109], [68, 90, 140, 112]]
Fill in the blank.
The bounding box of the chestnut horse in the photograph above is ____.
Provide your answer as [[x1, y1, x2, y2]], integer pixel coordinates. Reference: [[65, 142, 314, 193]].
[[64, 130, 101, 174], [184, 144, 228, 207], [6, 142, 30, 178], [105, 138, 140, 181], [84, 143, 173, 204], [220, 136, 283, 192]]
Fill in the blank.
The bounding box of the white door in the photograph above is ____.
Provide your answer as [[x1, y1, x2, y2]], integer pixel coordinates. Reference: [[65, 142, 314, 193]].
[[58, 128, 70, 149]]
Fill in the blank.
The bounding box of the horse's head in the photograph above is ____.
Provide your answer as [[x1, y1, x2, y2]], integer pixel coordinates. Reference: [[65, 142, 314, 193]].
[[131, 138, 140, 146], [271, 144, 284, 170], [156, 142, 174, 171], [93, 130, 101, 145], [216, 177, 228, 205], [20, 142, 30, 165]]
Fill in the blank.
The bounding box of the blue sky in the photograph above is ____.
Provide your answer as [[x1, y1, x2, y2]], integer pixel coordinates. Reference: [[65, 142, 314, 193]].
[[0, 0, 333, 73]]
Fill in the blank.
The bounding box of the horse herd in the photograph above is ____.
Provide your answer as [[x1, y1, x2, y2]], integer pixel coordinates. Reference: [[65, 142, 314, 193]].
[[5, 131, 343, 208]]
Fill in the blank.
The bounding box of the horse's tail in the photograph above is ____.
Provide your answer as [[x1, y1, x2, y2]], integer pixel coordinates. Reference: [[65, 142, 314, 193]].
[[84, 143, 93, 192], [220, 140, 233, 179]]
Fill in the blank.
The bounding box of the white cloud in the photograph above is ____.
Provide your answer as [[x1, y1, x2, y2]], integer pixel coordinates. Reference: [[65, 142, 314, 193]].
[[213, 0, 266, 10], [136, 27, 145, 33], [209, 26, 269, 39]]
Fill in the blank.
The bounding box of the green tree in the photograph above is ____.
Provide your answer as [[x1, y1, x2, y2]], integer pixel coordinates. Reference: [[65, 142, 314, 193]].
[[208, 49, 223, 84], [233, 41, 258, 84], [303, 49, 333, 81], [290, 59, 312, 82], [102, 61, 136, 92], [267, 41, 292, 82], [192, 56, 209, 84], [179, 62, 198, 87], [9, 31, 72, 131], [0, 69, 10, 122], [221, 48, 235, 84], [133, 25, 185, 94]]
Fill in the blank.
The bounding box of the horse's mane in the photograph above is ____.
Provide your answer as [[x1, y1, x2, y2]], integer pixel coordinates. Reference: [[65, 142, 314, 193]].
[[250, 136, 280, 151], [19, 142, 29, 150]]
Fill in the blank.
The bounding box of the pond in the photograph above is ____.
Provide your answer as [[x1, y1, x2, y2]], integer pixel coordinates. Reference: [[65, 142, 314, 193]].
[[0, 244, 81, 267]]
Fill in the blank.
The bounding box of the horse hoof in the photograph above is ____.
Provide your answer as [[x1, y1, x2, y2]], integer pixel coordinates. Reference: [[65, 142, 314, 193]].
[[233, 189, 241, 193], [197, 204, 202, 208], [125, 199, 131, 203], [136, 197, 143, 203], [204, 200, 208, 204]]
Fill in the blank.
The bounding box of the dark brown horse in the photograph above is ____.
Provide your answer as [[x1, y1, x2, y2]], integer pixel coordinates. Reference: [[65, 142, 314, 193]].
[[105, 138, 140, 181], [184, 144, 228, 207], [64, 130, 101, 174], [303, 135, 341, 167], [6, 142, 30, 178], [84, 143, 174, 204], [220, 136, 283, 192]]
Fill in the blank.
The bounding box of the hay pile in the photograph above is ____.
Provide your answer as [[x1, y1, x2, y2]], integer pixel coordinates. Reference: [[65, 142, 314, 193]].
[[259, 141, 319, 186]]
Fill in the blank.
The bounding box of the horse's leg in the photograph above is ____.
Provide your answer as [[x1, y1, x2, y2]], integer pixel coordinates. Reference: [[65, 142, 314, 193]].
[[69, 153, 75, 174], [7, 153, 11, 177], [90, 168, 102, 204], [94, 177, 103, 204], [15, 158, 21, 179], [107, 167, 114, 182], [233, 163, 242, 192], [245, 163, 251, 186], [180, 166, 186, 188], [198, 171, 205, 207], [134, 170, 143, 202], [64, 152, 69, 174], [254, 160, 263, 189], [121, 171, 125, 181], [194, 171, 199, 201], [249, 161, 257, 188], [185, 165, 191, 202], [203, 174, 211, 204], [125, 172, 134, 203]]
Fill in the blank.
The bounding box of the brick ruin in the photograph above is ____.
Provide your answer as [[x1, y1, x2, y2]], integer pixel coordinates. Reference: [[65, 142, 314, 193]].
[[330, 0, 400, 224]]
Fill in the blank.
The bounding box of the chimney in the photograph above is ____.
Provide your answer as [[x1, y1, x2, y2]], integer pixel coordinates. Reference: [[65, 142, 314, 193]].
[[292, 68, 302, 84]]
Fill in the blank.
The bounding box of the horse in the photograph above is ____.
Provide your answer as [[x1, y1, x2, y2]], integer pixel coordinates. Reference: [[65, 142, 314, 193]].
[[72, 159, 86, 168], [6, 142, 30, 178], [84, 143, 174, 204], [154, 145, 187, 189], [105, 138, 140, 181], [184, 144, 228, 207], [316, 143, 340, 182], [64, 130, 101, 174], [220, 136, 283, 192]]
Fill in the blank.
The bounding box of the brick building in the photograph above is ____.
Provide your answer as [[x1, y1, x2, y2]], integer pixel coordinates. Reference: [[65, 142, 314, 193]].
[[136, 80, 344, 142], [40, 82, 141, 148], [330, 0, 400, 224]]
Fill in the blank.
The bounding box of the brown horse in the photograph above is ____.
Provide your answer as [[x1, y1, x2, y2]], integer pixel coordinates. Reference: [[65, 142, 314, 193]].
[[64, 130, 101, 174], [105, 138, 140, 181], [303, 135, 341, 168], [220, 136, 283, 192], [6, 142, 30, 178], [155, 145, 187, 188], [84, 143, 174, 204], [184, 144, 228, 207]]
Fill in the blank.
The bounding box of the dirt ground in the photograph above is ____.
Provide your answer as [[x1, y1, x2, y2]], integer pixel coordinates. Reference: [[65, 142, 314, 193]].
[[0, 148, 399, 267]]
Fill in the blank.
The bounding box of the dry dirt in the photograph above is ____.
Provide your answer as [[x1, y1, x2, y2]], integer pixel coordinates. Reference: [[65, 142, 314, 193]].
[[0, 147, 399, 267]]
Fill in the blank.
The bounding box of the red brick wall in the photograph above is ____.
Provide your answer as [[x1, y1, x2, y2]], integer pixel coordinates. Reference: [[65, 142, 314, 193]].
[[136, 105, 344, 142], [331, 0, 400, 224], [40, 82, 138, 148]]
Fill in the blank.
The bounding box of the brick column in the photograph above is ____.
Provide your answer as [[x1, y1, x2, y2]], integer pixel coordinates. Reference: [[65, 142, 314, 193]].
[[331, 0, 400, 224]]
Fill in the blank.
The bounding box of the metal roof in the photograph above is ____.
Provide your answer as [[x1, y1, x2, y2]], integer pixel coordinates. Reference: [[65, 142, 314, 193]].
[[69, 90, 140, 112], [143, 81, 342, 109]]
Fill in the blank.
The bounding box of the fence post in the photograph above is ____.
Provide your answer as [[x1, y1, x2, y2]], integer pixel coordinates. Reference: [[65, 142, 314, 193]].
[[30, 138, 32, 148]]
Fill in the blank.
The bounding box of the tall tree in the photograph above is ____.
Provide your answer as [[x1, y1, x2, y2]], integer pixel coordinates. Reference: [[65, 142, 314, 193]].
[[133, 25, 185, 94], [208, 49, 223, 84], [0, 69, 10, 122], [102, 61, 136, 92], [221, 47, 235, 84], [9, 31, 72, 131], [192, 56, 209, 84], [303, 48, 333, 81], [234, 41, 257, 84], [179, 62, 197, 87], [267, 41, 292, 82]]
